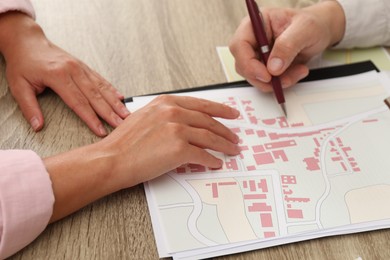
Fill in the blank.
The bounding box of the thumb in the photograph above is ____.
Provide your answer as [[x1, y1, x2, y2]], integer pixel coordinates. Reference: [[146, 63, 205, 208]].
[[267, 24, 307, 76], [10, 79, 44, 132]]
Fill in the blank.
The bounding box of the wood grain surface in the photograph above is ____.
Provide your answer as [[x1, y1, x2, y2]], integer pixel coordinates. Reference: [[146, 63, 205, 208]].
[[2, 0, 390, 259]]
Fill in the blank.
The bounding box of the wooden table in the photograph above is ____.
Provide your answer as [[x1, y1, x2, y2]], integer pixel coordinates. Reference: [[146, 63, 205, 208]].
[[2, 0, 390, 259]]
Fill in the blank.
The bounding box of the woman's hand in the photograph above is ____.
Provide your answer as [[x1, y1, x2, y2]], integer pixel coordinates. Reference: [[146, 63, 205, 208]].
[[101, 95, 241, 187], [0, 12, 130, 136], [44, 95, 241, 221]]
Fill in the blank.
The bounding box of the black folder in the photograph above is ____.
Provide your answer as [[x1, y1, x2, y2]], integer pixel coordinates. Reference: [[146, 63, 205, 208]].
[[124, 60, 379, 103]]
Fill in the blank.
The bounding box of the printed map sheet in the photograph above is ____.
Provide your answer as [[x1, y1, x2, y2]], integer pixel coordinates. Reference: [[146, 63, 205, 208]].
[[126, 71, 390, 259]]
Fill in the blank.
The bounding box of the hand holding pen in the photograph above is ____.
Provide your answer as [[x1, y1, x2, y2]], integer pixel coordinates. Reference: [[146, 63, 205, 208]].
[[230, 1, 346, 110]]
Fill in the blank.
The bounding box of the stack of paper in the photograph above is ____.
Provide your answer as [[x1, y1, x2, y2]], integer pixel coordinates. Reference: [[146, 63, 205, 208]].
[[127, 69, 390, 259]]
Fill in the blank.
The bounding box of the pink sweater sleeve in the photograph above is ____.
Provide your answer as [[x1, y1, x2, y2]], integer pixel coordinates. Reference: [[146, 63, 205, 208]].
[[0, 150, 54, 259], [0, 0, 35, 19]]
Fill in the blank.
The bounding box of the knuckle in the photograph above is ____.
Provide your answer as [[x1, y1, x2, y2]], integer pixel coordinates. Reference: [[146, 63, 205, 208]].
[[301, 13, 318, 28], [89, 81, 112, 100], [236, 60, 255, 78], [90, 87, 103, 100], [209, 133, 219, 144], [47, 58, 76, 77], [154, 94, 171, 104], [204, 115, 217, 128], [63, 58, 79, 69], [229, 41, 238, 55], [96, 81, 110, 92], [162, 106, 182, 120], [240, 64, 253, 77], [46, 63, 67, 78], [171, 139, 188, 155], [69, 93, 89, 112], [201, 129, 217, 144], [114, 100, 125, 109], [46, 58, 80, 78], [278, 38, 298, 56], [197, 99, 211, 111], [276, 35, 300, 58], [166, 122, 184, 136], [234, 62, 244, 76]]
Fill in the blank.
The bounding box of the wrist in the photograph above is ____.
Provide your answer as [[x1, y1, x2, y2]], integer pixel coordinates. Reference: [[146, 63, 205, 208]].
[[0, 11, 46, 60], [305, 1, 346, 47], [44, 142, 121, 222]]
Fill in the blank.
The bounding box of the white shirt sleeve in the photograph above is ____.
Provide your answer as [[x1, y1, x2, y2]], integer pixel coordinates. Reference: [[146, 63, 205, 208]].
[[0, 0, 35, 19], [335, 0, 390, 48]]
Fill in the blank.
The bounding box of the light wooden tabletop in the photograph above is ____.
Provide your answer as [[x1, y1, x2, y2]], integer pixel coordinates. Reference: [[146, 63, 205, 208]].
[[2, 0, 390, 259]]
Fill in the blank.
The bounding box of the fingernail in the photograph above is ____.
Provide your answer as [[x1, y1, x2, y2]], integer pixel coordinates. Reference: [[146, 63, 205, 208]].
[[256, 76, 267, 83], [99, 125, 107, 136], [122, 107, 130, 116], [116, 91, 124, 99], [300, 70, 309, 80], [30, 117, 40, 131], [235, 144, 241, 153], [268, 58, 284, 73], [231, 107, 240, 117], [216, 159, 223, 169], [233, 134, 240, 144]]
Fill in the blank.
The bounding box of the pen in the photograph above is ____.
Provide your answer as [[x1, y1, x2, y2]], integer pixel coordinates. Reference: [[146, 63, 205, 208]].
[[245, 0, 287, 116]]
